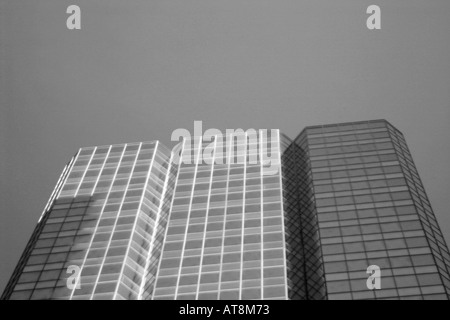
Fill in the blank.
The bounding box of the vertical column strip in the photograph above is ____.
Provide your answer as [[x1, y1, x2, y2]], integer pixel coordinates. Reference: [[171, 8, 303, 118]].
[[174, 137, 202, 298], [151, 138, 186, 299], [195, 136, 217, 299], [259, 130, 264, 299], [137, 142, 170, 300], [218, 133, 233, 298], [69, 144, 127, 300], [239, 132, 248, 299], [111, 142, 155, 299], [88, 144, 132, 299], [276, 130, 289, 300]]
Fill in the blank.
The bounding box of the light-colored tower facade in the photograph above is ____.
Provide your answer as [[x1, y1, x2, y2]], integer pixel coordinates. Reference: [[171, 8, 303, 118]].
[[2, 141, 176, 300], [2, 130, 289, 300], [152, 130, 289, 299]]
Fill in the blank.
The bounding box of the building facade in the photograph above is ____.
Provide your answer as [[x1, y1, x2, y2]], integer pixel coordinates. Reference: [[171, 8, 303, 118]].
[[2, 120, 450, 300], [289, 120, 450, 299], [1, 141, 175, 300]]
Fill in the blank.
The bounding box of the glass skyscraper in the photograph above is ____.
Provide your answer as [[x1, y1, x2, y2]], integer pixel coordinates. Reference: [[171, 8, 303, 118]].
[[285, 120, 450, 300], [152, 130, 287, 300], [2, 120, 450, 300]]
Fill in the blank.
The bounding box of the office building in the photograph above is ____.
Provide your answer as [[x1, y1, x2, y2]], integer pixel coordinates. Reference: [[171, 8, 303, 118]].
[[2, 120, 450, 300]]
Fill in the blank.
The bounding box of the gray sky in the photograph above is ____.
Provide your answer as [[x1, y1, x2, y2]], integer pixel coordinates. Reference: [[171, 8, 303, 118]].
[[1, 0, 450, 293]]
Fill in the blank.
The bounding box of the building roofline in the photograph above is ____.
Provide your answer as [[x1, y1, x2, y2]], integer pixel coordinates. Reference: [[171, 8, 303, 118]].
[[292, 119, 397, 141]]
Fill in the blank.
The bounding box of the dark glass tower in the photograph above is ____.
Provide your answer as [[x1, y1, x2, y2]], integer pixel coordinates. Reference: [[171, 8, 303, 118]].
[[2, 120, 450, 300], [286, 120, 450, 299]]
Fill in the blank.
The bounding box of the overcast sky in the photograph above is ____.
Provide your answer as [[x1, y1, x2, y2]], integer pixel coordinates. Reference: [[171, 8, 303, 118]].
[[1, 0, 450, 293]]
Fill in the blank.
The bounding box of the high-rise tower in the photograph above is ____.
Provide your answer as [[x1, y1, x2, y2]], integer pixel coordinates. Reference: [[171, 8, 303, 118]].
[[152, 130, 288, 300], [288, 120, 450, 299]]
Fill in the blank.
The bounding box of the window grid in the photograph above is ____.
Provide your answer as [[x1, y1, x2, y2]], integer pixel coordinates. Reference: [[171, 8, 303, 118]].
[[3, 120, 450, 301]]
